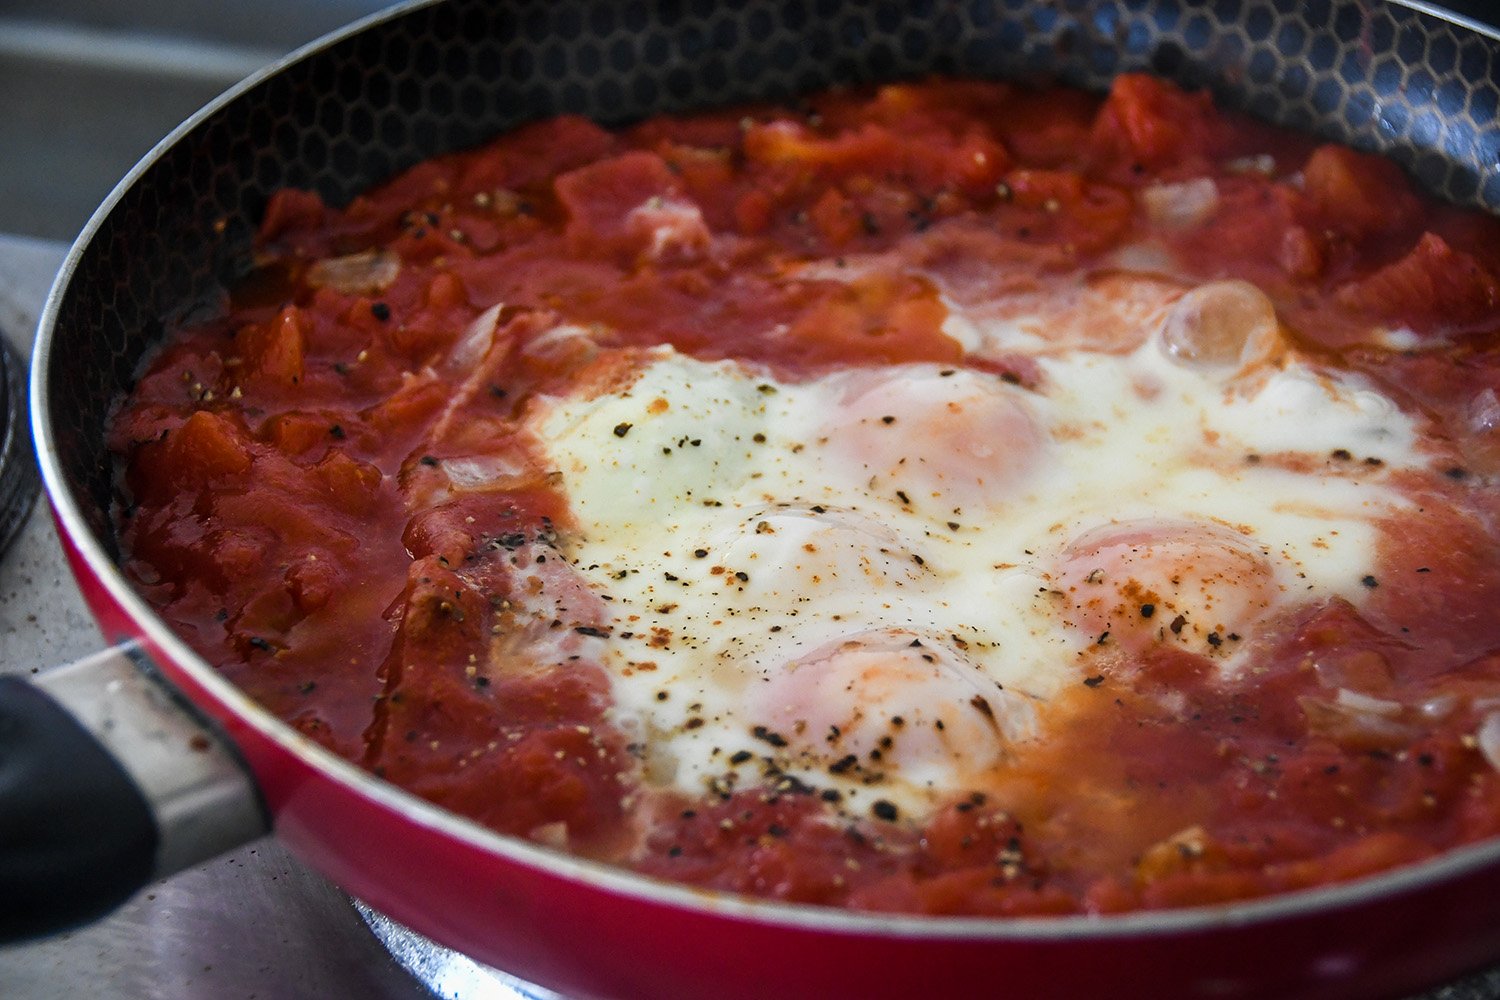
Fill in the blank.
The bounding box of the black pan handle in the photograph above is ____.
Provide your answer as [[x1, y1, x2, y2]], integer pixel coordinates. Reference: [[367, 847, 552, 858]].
[[0, 645, 269, 943]]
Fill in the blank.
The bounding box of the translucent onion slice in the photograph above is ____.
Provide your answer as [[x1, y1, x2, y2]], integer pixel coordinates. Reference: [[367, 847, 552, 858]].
[[306, 249, 401, 295], [1141, 178, 1219, 230], [1478, 712, 1500, 772]]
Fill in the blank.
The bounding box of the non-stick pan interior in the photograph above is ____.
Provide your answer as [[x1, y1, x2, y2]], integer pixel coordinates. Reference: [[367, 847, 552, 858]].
[[41, 0, 1500, 563]]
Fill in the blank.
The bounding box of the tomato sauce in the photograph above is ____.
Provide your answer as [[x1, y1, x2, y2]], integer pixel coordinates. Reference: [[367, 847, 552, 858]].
[[111, 76, 1500, 915]]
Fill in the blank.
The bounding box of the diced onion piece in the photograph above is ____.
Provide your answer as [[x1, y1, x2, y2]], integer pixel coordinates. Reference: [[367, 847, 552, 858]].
[[1300, 694, 1417, 750], [1311, 649, 1394, 691], [1159, 279, 1280, 372], [307, 249, 401, 295], [520, 323, 597, 365], [1334, 687, 1403, 717], [1141, 178, 1219, 229], [1135, 825, 1222, 881], [441, 455, 530, 491], [529, 821, 570, 849], [1462, 387, 1500, 474], [1470, 388, 1500, 434], [1226, 154, 1276, 176], [1478, 713, 1500, 772], [1107, 242, 1177, 273], [626, 196, 711, 263], [1419, 693, 1458, 719], [449, 303, 504, 372]]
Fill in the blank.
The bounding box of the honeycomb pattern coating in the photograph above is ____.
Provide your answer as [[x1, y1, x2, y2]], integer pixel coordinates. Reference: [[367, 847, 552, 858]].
[[0, 336, 38, 557], [43, 0, 1500, 551]]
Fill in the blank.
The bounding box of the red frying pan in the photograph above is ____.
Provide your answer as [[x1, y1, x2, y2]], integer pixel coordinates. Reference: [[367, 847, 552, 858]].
[[10, 1, 1500, 996]]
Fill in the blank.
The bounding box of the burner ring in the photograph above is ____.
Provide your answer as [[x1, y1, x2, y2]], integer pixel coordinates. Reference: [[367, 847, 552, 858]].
[[353, 901, 560, 1000], [0, 332, 40, 558]]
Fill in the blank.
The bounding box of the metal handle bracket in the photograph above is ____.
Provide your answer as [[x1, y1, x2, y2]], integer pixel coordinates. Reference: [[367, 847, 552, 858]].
[[33, 643, 269, 877], [0, 643, 269, 941]]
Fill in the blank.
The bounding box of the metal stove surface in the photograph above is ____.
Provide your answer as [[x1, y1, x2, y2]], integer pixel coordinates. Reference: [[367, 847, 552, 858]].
[[2, 232, 1500, 1000]]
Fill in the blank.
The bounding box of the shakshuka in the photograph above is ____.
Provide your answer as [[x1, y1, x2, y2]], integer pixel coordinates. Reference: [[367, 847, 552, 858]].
[[111, 76, 1500, 915]]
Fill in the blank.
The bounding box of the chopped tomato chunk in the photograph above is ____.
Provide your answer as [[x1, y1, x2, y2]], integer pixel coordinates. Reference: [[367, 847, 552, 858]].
[[1089, 73, 1228, 177]]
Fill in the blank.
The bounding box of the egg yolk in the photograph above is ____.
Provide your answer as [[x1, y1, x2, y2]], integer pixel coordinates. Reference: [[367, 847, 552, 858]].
[[816, 366, 1043, 509], [1054, 518, 1279, 653]]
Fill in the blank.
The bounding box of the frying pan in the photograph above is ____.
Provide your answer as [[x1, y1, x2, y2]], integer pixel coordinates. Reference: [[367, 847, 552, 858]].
[[9, 1, 1500, 996]]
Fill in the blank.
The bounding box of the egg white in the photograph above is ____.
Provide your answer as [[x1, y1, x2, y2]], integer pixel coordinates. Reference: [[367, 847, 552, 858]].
[[526, 281, 1428, 821]]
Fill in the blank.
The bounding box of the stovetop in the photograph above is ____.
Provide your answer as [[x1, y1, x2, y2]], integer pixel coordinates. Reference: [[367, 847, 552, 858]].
[[2, 232, 1499, 1000]]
